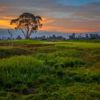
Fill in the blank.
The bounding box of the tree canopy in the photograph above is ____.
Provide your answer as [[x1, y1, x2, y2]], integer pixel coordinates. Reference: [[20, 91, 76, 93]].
[[10, 12, 42, 39]]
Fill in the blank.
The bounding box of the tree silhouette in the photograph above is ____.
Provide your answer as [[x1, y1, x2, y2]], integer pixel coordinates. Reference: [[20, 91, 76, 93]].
[[10, 12, 42, 39]]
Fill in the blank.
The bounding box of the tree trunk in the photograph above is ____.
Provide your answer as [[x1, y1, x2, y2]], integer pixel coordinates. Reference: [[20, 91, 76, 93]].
[[25, 35, 29, 39]]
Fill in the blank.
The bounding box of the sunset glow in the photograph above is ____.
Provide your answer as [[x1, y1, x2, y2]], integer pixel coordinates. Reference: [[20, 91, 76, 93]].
[[0, 0, 100, 33]]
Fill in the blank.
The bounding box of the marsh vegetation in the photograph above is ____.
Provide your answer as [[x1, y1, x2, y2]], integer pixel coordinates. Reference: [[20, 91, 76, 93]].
[[0, 40, 100, 100]]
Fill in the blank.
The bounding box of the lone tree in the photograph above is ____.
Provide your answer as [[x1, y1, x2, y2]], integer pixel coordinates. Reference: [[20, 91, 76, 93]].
[[10, 12, 42, 39]]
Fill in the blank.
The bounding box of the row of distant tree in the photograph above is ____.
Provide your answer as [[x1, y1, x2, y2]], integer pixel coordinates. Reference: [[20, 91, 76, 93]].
[[0, 35, 66, 40], [0, 35, 22, 40], [0, 33, 100, 41], [69, 33, 100, 40], [32, 35, 66, 40]]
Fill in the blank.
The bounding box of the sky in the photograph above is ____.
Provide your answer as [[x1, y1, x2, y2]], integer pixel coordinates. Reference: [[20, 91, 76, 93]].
[[0, 0, 100, 33]]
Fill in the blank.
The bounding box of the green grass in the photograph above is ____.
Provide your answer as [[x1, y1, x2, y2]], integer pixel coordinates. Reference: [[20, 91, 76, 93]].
[[55, 42, 100, 48], [0, 48, 33, 58], [0, 39, 100, 100], [0, 39, 43, 44]]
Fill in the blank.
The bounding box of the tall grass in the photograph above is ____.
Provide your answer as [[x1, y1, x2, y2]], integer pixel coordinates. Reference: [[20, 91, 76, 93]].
[[0, 48, 32, 59], [0, 39, 100, 99], [0, 56, 44, 89]]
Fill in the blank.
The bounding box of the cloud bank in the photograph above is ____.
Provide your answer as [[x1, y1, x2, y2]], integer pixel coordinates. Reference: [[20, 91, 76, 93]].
[[0, 0, 100, 33]]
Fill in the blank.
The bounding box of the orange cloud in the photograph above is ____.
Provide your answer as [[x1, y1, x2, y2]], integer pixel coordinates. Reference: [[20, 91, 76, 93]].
[[0, 16, 100, 33], [0, 16, 54, 29], [40, 25, 100, 33], [0, 15, 16, 29], [0, 16, 15, 20], [39, 25, 71, 33], [41, 18, 54, 24], [72, 30, 100, 33], [0, 20, 15, 29]]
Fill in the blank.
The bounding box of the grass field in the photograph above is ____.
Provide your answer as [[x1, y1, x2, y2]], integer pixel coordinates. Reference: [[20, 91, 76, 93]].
[[0, 39, 100, 100]]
